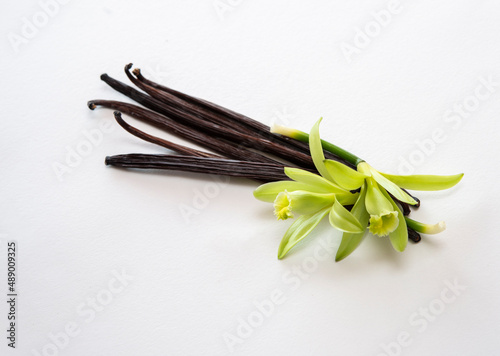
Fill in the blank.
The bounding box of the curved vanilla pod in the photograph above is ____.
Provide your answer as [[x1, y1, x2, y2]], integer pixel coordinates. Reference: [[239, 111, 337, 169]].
[[105, 154, 290, 182], [88, 100, 278, 165], [113, 111, 219, 158], [131, 66, 354, 168]]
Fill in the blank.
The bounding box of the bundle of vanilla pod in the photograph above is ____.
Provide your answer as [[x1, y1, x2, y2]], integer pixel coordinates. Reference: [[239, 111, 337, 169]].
[[89, 64, 463, 261]]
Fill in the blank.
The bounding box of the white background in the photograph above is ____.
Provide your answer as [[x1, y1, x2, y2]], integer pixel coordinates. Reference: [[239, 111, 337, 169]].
[[1, 1, 500, 355]]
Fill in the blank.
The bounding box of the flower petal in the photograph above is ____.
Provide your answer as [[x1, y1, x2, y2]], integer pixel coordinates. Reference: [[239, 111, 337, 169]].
[[380, 188, 408, 252], [370, 168, 417, 205], [323, 159, 368, 190], [286, 190, 336, 215], [309, 118, 335, 181], [364, 177, 394, 215], [277, 207, 330, 259], [284, 167, 347, 194], [335, 184, 369, 262], [329, 198, 364, 233], [254, 180, 332, 203], [336, 192, 360, 206], [379, 172, 464, 191]]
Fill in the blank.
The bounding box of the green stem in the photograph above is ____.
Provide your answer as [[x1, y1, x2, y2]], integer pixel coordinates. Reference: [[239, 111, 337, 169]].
[[278, 128, 364, 166], [404, 216, 446, 235], [404, 217, 424, 233]]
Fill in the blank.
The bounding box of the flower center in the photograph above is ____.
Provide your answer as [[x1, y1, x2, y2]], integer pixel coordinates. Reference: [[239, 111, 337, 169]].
[[369, 211, 399, 237], [273, 191, 294, 220]]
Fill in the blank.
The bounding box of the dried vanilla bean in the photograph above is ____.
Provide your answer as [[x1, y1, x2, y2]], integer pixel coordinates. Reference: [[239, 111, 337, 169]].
[[105, 154, 290, 182], [88, 99, 279, 165], [129, 67, 258, 135], [408, 228, 421, 243], [113, 111, 218, 158], [131, 66, 354, 168], [400, 202, 411, 216], [104, 70, 318, 170]]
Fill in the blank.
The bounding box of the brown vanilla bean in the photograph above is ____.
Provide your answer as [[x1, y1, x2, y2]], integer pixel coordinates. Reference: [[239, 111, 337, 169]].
[[106, 68, 318, 170], [132, 67, 294, 136], [130, 68, 258, 135], [131, 66, 354, 168], [113, 111, 219, 158], [105, 154, 290, 182], [100, 73, 298, 165], [88, 99, 279, 165], [132, 67, 288, 138], [400, 202, 411, 216], [133, 67, 273, 133], [408, 228, 421, 243]]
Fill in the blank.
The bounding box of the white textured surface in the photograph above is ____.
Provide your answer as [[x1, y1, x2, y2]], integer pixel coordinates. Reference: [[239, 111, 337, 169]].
[[1, 1, 500, 355]]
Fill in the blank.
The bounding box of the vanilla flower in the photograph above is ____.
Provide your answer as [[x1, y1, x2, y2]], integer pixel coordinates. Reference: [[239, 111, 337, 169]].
[[254, 166, 363, 259], [270, 118, 463, 261], [254, 125, 366, 259]]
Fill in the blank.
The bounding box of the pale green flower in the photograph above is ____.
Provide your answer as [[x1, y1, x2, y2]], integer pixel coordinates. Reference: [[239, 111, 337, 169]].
[[358, 165, 403, 239], [254, 167, 363, 259], [270, 118, 464, 261], [254, 122, 365, 259], [273, 189, 355, 220]]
